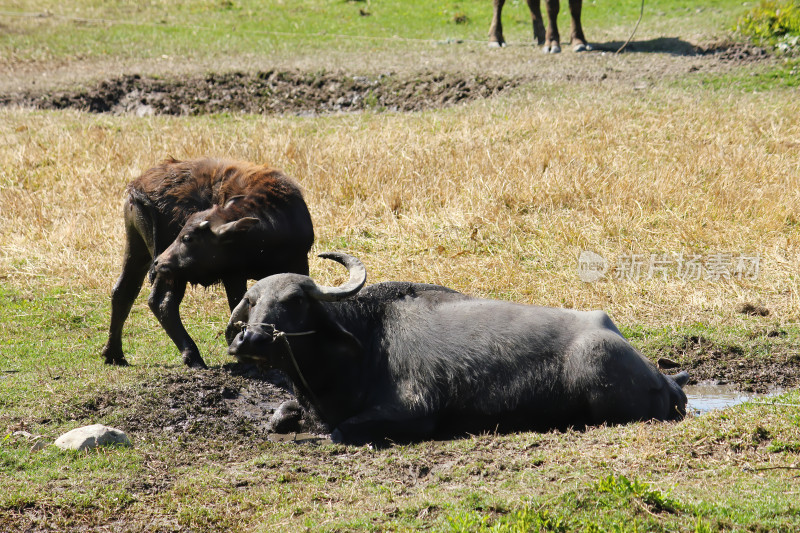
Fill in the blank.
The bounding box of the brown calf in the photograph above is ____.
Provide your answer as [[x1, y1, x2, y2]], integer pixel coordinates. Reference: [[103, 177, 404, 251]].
[[101, 157, 314, 368]]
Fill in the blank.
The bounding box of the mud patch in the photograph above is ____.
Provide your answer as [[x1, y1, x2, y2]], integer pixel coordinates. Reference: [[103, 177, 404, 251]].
[[66, 364, 324, 442], [0, 70, 518, 116], [656, 334, 800, 394], [695, 42, 771, 63]]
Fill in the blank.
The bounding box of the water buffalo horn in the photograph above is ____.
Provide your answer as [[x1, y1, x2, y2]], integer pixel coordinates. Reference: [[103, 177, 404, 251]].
[[304, 252, 367, 301]]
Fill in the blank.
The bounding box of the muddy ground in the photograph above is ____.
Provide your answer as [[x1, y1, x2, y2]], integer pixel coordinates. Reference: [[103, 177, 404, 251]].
[[0, 71, 518, 116], [657, 335, 800, 394], [57, 333, 800, 449], [0, 42, 770, 117], [64, 365, 324, 444]]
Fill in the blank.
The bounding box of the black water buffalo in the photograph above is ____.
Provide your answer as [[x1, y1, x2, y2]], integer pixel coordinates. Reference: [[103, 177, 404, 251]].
[[101, 157, 314, 369], [489, 0, 589, 53], [226, 252, 688, 445]]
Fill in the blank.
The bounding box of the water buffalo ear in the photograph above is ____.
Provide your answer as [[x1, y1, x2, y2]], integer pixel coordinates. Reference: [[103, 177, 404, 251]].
[[671, 370, 690, 388], [212, 217, 259, 238], [316, 310, 363, 363], [226, 297, 251, 345]]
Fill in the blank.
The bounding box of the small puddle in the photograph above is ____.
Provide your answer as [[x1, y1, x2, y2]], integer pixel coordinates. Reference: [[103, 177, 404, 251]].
[[685, 383, 773, 415]]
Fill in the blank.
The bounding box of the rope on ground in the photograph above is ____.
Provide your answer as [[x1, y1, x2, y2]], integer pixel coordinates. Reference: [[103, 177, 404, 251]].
[[616, 0, 646, 54]]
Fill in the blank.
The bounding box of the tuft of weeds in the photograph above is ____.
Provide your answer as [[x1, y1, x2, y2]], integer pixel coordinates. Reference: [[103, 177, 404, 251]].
[[737, 1, 800, 53], [594, 474, 684, 515]]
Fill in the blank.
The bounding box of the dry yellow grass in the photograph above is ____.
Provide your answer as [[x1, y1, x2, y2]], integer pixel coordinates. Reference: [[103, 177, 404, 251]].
[[1, 83, 799, 332]]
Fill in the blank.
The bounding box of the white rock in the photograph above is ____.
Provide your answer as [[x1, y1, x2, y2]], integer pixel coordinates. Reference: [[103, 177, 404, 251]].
[[54, 424, 132, 451]]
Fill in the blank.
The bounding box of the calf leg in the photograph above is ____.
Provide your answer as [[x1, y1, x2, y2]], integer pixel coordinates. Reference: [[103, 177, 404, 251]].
[[101, 227, 151, 366], [489, 0, 506, 47], [525, 0, 546, 45], [543, 0, 561, 53], [148, 274, 207, 369], [222, 276, 247, 312], [568, 0, 589, 51]]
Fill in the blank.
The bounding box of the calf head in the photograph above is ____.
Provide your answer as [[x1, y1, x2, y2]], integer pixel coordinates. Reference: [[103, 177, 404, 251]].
[[226, 252, 367, 364], [153, 202, 258, 284]]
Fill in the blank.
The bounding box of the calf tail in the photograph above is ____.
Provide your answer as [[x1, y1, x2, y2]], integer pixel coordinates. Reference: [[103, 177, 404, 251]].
[[125, 187, 161, 283]]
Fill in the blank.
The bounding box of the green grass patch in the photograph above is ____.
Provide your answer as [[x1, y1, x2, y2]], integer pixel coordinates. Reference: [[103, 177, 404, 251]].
[[0, 0, 764, 63], [620, 319, 800, 364], [0, 284, 231, 424], [685, 59, 800, 92], [0, 441, 141, 528], [2, 0, 497, 62]]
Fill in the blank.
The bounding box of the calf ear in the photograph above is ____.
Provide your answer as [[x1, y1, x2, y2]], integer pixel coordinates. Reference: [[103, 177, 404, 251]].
[[223, 195, 246, 209], [213, 217, 259, 239]]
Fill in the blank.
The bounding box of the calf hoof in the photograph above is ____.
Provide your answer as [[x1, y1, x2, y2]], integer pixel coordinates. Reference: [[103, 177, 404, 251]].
[[543, 43, 561, 54], [488, 41, 505, 48], [182, 352, 208, 369], [101, 345, 129, 366], [573, 42, 592, 52]]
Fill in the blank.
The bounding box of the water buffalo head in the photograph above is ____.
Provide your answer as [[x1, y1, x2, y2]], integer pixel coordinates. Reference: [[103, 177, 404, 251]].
[[226, 252, 367, 363], [152, 201, 259, 285]]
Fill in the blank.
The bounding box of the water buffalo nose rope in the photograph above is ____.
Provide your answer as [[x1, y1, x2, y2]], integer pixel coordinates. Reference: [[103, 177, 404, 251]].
[[233, 321, 334, 425], [233, 321, 316, 338]]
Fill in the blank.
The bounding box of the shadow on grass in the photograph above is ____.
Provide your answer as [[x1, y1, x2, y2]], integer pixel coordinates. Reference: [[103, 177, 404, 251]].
[[590, 37, 766, 58], [590, 37, 698, 55]]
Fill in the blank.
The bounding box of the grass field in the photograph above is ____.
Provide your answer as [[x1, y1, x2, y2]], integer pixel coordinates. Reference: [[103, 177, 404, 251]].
[[0, 0, 747, 61], [3, 1, 800, 531]]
